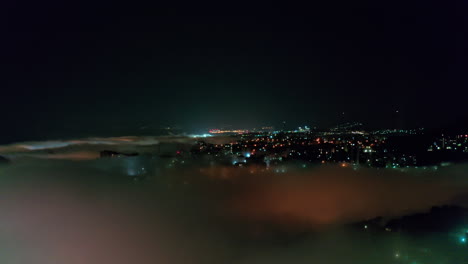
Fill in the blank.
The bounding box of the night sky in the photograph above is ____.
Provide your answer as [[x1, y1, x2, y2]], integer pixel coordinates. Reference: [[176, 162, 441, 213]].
[[2, 1, 468, 143]]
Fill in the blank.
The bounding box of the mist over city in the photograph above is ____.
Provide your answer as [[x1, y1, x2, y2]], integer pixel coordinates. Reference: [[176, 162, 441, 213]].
[[1, 130, 468, 263], [2, 1, 468, 263]]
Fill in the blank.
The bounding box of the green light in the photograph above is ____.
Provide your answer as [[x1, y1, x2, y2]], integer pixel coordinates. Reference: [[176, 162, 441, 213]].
[[461, 237, 466, 243]]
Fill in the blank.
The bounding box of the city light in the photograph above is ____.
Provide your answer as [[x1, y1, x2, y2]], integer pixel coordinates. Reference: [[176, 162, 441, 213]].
[[209, 129, 248, 134], [189, 134, 212, 138]]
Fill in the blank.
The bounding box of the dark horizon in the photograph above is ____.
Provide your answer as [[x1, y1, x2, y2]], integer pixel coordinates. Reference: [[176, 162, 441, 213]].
[[2, 1, 468, 143]]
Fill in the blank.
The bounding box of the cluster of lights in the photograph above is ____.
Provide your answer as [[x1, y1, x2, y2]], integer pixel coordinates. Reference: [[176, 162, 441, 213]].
[[372, 128, 424, 135], [193, 128, 426, 170], [209, 129, 249, 134], [427, 133, 468, 152]]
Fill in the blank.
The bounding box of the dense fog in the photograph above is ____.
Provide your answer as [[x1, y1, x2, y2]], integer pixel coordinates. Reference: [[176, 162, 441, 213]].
[[0, 137, 467, 263]]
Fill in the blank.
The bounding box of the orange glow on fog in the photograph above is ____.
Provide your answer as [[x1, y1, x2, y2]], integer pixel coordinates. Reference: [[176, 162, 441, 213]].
[[226, 167, 463, 229]]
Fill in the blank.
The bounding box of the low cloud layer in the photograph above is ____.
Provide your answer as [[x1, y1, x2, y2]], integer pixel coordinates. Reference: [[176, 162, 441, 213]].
[[226, 165, 468, 229], [0, 138, 467, 263]]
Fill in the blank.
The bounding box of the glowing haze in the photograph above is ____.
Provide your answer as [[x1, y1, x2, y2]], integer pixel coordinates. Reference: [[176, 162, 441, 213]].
[[0, 137, 467, 263]]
